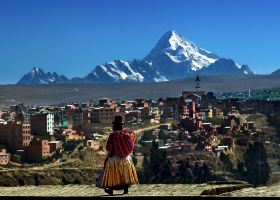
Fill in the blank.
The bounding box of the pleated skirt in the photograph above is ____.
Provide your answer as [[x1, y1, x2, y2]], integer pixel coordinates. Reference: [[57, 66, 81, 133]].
[[101, 155, 139, 188]]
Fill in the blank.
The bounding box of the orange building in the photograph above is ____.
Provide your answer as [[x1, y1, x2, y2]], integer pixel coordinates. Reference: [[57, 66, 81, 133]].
[[0, 147, 10, 165], [84, 140, 100, 150], [92, 107, 124, 124], [49, 141, 63, 153]]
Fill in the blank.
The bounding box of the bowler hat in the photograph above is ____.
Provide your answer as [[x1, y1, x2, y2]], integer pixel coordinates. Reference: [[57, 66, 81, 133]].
[[112, 116, 123, 124]]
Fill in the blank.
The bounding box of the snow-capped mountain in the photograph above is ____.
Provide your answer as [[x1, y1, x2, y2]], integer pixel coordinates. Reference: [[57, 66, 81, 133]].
[[84, 59, 167, 83], [17, 67, 69, 85], [143, 30, 220, 79], [17, 30, 253, 85], [85, 30, 252, 83], [270, 68, 280, 76]]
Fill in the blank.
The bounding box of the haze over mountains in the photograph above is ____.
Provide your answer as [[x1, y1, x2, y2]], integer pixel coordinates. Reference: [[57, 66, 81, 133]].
[[17, 30, 256, 85]]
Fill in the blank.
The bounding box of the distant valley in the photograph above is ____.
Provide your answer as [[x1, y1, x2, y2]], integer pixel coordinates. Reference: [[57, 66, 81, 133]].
[[1, 74, 280, 106]]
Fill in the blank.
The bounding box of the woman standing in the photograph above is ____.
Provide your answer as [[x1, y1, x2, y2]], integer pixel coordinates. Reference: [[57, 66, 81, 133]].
[[101, 116, 139, 195]]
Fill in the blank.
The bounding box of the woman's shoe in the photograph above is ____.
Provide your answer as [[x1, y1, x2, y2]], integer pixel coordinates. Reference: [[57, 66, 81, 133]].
[[104, 188, 113, 195]]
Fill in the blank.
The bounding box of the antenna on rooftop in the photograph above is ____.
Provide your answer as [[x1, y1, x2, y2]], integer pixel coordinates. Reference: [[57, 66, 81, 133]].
[[195, 75, 200, 91], [248, 89, 251, 99]]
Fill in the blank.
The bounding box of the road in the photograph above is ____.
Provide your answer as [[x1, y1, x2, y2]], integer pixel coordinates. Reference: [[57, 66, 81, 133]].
[[134, 123, 171, 139], [0, 183, 251, 197]]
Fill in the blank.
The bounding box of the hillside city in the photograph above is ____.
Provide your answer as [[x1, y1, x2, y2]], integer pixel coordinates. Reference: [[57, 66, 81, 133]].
[[0, 75, 280, 186]]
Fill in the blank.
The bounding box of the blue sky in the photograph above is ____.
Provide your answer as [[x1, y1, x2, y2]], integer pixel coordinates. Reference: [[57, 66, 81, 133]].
[[0, 0, 280, 84]]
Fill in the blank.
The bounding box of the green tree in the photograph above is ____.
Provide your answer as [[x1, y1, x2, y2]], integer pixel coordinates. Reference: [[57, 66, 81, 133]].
[[141, 131, 153, 141], [243, 142, 270, 186], [158, 130, 170, 142], [179, 159, 193, 183], [200, 163, 211, 182], [142, 155, 154, 183], [204, 116, 224, 126], [220, 151, 233, 172]]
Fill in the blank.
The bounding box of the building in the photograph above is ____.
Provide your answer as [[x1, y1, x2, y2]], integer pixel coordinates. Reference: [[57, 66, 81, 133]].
[[160, 124, 172, 131], [22, 123, 32, 147], [85, 140, 100, 150], [48, 141, 63, 153], [59, 124, 85, 141], [214, 145, 229, 158], [92, 107, 124, 124], [243, 121, 255, 130], [0, 147, 10, 165], [0, 120, 32, 151], [162, 106, 174, 118], [63, 105, 83, 128], [82, 108, 93, 126], [0, 152, 10, 165], [99, 98, 112, 107], [30, 112, 54, 136], [202, 123, 212, 132], [125, 110, 141, 122], [137, 107, 150, 120], [26, 138, 50, 162]]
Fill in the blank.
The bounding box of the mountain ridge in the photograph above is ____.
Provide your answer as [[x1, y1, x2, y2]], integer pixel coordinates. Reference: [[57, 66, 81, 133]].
[[17, 30, 253, 85], [17, 67, 69, 85]]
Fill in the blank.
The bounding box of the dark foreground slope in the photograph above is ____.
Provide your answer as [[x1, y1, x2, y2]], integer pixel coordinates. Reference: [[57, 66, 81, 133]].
[[1, 74, 280, 106]]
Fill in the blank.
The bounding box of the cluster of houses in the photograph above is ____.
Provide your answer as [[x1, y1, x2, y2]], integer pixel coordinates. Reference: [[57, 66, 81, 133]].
[[135, 82, 269, 163], [0, 93, 190, 165], [0, 76, 274, 166]]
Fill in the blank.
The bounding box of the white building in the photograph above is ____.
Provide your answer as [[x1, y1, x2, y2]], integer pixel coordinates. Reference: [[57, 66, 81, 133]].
[[47, 113, 54, 135]]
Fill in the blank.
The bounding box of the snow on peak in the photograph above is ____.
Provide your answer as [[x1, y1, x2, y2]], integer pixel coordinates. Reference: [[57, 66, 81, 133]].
[[96, 60, 144, 82], [17, 67, 69, 85], [144, 30, 218, 71], [31, 67, 42, 75], [200, 48, 212, 54], [235, 62, 241, 69]]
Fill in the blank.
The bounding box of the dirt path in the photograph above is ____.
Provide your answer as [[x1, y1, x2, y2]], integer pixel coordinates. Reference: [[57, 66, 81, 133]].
[[0, 183, 251, 196]]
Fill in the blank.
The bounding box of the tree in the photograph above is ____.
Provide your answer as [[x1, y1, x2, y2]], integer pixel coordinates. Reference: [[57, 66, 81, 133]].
[[220, 151, 233, 172], [150, 141, 165, 182], [243, 142, 270, 186], [200, 163, 211, 182], [178, 159, 193, 183], [158, 130, 170, 142]]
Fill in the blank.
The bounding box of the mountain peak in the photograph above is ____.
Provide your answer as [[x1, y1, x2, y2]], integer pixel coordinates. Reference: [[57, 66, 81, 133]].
[[17, 68, 69, 85], [162, 30, 181, 39], [143, 31, 219, 79], [31, 67, 44, 75], [154, 30, 189, 52]]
